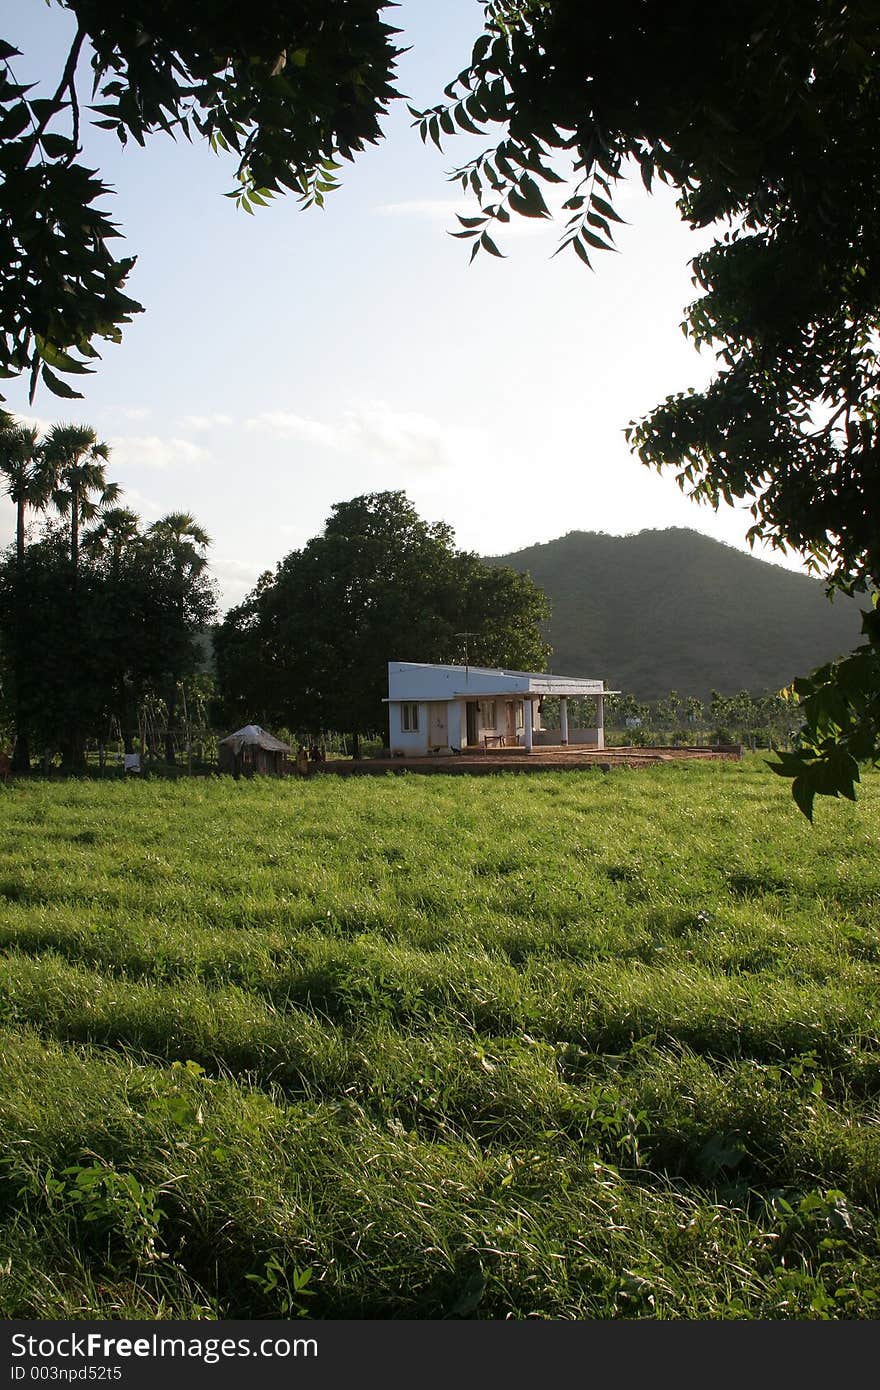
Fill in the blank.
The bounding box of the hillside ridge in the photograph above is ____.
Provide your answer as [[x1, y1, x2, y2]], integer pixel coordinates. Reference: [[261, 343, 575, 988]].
[[485, 527, 866, 700]]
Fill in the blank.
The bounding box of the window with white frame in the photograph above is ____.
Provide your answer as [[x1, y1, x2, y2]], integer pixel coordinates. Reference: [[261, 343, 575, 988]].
[[481, 699, 497, 729], [401, 702, 419, 732]]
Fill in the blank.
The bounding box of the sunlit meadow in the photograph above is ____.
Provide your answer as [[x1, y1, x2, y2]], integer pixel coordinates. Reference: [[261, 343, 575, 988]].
[[1, 759, 878, 1318]]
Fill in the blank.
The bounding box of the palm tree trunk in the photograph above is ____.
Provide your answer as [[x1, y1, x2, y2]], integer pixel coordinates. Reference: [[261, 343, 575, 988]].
[[70, 481, 79, 575], [15, 498, 24, 568], [10, 497, 31, 773], [64, 482, 86, 770]]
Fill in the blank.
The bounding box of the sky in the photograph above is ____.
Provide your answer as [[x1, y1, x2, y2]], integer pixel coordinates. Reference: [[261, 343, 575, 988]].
[[1, 0, 813, 613]]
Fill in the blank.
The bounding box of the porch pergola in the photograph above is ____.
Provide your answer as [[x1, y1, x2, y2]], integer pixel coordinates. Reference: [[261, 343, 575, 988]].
[[450, 674, 617, 751]]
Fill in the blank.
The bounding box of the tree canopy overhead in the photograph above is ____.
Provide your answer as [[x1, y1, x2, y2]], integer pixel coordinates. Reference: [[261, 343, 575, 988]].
[[0, 0, 402, 400], [413, 0, 880, 815]]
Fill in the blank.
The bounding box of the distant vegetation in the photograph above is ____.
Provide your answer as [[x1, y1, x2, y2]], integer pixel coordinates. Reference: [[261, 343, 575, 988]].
[[215, 491, 548, 753], [1, 763, 878, 1318], [0, 453, 860, 772], [489, 529, 866, 702], [0, 416, 216, 773]]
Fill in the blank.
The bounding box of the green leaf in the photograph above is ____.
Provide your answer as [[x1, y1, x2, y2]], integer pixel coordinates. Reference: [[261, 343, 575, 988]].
[[791, 777, 815, 822], [453, 104, 481, 135], [509, 186, 546, 219], [0, 102, 30, 140], [480, 231, 504, 257], [591, 194, 627, 224], [40, 132, 76, 159], [35, 338, 93, 374], [518, 174, 551, 216], [40, 363, 83, 399], [581, 227, 616, 252]]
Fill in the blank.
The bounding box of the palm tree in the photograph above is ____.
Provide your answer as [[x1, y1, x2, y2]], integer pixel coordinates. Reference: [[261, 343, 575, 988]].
[[147, 512, 211, 577], [40, 424, 118, 770], [0, 416, 51, 569], [42, 423, 119, 576], [0, 416, 53, 772], [147, 513, 212, 765], [81, 508, 145, 758], [82, 506, 142, 577]]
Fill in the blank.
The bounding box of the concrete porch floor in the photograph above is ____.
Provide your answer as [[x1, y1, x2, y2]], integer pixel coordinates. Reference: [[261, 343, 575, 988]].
[[314, 744, 743, 777]]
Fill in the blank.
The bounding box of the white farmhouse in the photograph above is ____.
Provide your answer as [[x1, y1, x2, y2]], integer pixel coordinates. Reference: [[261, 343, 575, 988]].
[[386, 661, 615, 756]]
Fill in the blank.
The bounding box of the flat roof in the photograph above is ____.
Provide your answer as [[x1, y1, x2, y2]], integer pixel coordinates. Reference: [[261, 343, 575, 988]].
[[383, 689, 620, 702]]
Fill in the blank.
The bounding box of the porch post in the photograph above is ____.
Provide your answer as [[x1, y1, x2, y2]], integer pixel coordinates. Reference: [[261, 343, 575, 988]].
[[596, 693, 605, 751], [560, 696, 569, 746], [523, 696, 533, 752]]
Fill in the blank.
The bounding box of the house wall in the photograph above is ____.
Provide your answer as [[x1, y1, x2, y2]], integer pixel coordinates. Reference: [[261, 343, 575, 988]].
[[388, 701, 428, 755], [451, 700, 467, 750], [533, 727, 604, 748]]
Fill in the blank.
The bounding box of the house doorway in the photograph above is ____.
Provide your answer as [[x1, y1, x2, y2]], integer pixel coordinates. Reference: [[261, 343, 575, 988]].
[[466, 702, 478, 746], [505, 701, 517, 743], [430, 702, 448, 750]]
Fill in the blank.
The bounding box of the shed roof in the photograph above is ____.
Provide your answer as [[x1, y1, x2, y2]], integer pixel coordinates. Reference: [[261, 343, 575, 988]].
[[219, 724, 291, 754]]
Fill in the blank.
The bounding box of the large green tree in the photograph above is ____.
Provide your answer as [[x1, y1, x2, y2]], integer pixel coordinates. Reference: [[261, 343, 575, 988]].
[[145, 513, 213, 763], [215, 491, 550, 751]]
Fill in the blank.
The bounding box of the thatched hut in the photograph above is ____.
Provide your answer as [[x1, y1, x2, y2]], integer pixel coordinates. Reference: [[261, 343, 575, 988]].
[[218, 724, 291, 778]]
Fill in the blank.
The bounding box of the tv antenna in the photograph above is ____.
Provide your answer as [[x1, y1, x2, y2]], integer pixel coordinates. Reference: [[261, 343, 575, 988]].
[[455, 631, 476, 682]]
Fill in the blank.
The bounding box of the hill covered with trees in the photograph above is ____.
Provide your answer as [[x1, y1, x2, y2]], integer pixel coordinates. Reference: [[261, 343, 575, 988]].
[[488, 529, 866, 701]]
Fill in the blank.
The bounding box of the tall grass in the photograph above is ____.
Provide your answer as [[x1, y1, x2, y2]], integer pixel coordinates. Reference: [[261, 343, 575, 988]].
[[1, 759, 878, 1318]]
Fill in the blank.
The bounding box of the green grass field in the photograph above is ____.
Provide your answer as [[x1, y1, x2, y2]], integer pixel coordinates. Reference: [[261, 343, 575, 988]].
[[1, 758, 879, 1319]]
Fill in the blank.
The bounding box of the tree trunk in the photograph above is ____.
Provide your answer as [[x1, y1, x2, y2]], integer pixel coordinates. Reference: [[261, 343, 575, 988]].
[[351, 732, 360, 760], [61, 736, 86, 774], [71, 485, 79, 577], [11, 735, 30, 774], [120, 685, 136, 755], [10, 498, 30, 773], [165, 684, 177, 765]]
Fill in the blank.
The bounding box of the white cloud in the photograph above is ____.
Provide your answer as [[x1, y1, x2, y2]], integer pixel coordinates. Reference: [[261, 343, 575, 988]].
[[345, 402, 454, 471], [247, 401, 466, 474], [209, 554, 267, 610], [5, 410, 53, 435], [111, 435, 209, 471], [373, 195, 553, 242], [246, 411, 345, 450], [180, 413, 234, 432], [374, 198, 470, 221]]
